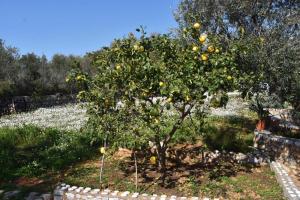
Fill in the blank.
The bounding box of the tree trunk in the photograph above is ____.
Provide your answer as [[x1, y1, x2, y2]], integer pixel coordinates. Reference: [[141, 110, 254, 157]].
[[155, 139, 167, 179], [158, 149, 166, 173]]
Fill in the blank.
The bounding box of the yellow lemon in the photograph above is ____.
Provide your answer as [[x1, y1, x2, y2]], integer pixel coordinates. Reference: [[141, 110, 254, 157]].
[[207, 45, 215, 53], [159, 82, 164, 87], [116, 64, 121, 70], [185, 96, 190, 101], [139, 46, 144, 52], [167, 97, 172, 103], [199, 35, 207, 43], [201, 54, 208, 61], [193, 22, 201, 29], [227, 76, 233, 81], [215, 48, 220, 53], [133, 44, 139, 51], [76, 75, 81, 81], [192, 46, 199, 52], [150, 156, 156, 165], [100, 147, 106, 154]]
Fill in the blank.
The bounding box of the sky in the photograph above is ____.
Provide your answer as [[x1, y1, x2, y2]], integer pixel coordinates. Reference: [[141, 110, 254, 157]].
[[0, 0, 179, 59]]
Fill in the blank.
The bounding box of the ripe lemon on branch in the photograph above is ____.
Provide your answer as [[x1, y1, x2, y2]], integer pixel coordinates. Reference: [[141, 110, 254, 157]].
[[192, 46, 199, 52], [100, 147, 106, 154], [207, 45, 215, 53], [201, 54, 208, 61], [150, 156, 157, 165], [199, 35, 207, 43], [193, 22, 201, 29], [116, 64, 121, 70]]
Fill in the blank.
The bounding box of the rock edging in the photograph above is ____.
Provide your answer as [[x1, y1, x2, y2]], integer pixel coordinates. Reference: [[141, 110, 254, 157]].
[[270, 161, 300, 200], [54, 183, 216, 200]]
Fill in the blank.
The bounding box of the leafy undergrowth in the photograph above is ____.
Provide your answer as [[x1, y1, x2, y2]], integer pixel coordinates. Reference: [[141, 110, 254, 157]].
[[0, 125, 100, 180]]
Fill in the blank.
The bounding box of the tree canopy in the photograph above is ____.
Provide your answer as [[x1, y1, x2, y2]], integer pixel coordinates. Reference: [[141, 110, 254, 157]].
[[73, 25, 245, 175]]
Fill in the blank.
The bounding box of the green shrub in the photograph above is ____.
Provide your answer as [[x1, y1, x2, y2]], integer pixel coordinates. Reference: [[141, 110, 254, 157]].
[[0, 125, 102, 179], [202, 116, 254, 152]]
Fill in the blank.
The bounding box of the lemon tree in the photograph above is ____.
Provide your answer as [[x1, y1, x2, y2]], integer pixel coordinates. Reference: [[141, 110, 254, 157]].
[[75, 25, 239, 175]]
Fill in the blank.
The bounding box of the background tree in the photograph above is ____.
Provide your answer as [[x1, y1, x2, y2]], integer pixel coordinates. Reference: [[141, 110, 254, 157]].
[[0, 39, 19, 98], [175, 0, 300, 110], [0, 39, 91, 99]]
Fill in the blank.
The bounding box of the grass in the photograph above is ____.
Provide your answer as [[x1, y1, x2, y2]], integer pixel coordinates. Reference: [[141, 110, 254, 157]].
[[0, 125, 101, 180], [200, 168, 284, 199], [202, 114, 256, 153]]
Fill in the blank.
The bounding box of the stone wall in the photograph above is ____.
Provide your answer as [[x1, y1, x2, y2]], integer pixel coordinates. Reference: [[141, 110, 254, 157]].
[[254, 130, 300, 168]]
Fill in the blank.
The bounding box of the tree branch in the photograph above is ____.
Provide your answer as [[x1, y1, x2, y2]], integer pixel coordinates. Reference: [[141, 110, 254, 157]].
[[162, 103, 194, 149]]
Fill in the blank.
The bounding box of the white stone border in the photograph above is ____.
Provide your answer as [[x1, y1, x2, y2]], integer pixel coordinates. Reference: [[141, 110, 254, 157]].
[[53, 183, 217, 200], [270, 161, 300, 200]]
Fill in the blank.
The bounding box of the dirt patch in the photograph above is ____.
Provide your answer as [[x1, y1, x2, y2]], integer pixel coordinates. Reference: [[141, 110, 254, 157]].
[[61, 145, 283, 199], [14, 177, 44, 187]]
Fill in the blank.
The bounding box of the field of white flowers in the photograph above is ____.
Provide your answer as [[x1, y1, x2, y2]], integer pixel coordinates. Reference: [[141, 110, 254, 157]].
[[0, 93, 250, 131], [0, 103, 88, 130]]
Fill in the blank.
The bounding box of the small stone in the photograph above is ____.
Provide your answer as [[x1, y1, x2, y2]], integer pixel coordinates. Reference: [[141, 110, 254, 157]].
[[4, 190, 21, 199], [121, 191, 130, 197], [132, 192, 139, 198], [83, 187, 91, 193], [91, 189, 100, 195], [103, 189, 111, 193], [236, 153, 247, 161], [101, 191, 109, 195], [26, 192, 39, 199], [65, 192, 75, 199], [41, 193, 52, 200], [75, 188, 83, 193]]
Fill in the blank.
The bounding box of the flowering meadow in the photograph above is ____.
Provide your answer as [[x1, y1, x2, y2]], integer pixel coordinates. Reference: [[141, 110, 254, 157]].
[[0, 103, 88, 130]]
